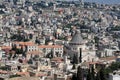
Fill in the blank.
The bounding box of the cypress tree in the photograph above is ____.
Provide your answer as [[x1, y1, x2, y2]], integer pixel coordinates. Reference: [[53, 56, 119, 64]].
[[77, 66, 83, 80], [91, 66, 95, 80], [72, 74, 77, 80], [99, 67, 107, 80], [72, 54, 78, 64], [95, 67, 107, 80], [86, 69, 91, 80], [86, 66, 95, 80], [95, 71, 101, 80], [20, 46, 24, 54], [79, 48, 82, 63], [72, 64, 76, 69]]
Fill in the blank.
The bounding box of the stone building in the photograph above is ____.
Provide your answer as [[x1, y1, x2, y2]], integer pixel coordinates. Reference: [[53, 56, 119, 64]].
[[68, 30, 98, 63]]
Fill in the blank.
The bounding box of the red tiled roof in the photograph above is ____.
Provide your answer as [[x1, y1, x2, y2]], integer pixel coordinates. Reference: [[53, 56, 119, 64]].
[[1, 46, 12, 50], [17, 72, 30, 76], [100, 56, 116, 61], [0, 70, 9, 74], [14, 42, 36, 46], [36, 73, 47, 77], [38, 45, 63, 48], [51, 57, 64, 62]]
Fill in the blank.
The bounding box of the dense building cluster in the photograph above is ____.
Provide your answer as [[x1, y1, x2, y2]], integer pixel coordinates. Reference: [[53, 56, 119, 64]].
[[0, 0, 120, 80]]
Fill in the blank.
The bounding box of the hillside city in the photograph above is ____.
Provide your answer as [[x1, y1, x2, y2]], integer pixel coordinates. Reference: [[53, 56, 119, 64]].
[[0, 0, 120, 80]]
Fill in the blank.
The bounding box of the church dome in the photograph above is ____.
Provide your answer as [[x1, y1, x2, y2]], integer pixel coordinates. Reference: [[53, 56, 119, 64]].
[[70, 30, 83, 45]]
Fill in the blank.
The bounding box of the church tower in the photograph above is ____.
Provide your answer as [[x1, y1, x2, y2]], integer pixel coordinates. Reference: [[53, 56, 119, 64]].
[[68, 30, 98, 63], [69, 30, 84, 52], [69, 30, 84, 63]]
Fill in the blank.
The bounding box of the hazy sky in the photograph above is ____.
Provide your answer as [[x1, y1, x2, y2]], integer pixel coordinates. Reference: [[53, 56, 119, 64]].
[[61, 0, 120, 4], [84, 0, 120, 4]]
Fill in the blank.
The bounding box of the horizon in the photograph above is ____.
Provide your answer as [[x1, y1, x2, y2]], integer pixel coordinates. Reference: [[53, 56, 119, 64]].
[[58, 0, 120, 4]]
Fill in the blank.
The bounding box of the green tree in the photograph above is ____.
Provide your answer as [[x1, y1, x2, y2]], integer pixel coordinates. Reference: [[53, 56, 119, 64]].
[[46, 49, 53, 59], [9, 74, 21, 78], [72, 64, 76, 69], [94, 36, 99, 44], [12, 44, 17, 51], [91, 66, 95, 80], [77, 66, 83, 80], [16, 49, 21, 54], [86, 66, 95, 80], [109, 62, 120, 70], [86, 69, 92, 80], [72, 54, 78, 64], [79, 48, 82, 63], [99, 67, 107, 80], [72, 74, 77, 80], [95, 71, 101, 80]]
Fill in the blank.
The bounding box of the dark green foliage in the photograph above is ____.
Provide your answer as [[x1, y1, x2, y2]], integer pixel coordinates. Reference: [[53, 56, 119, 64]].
[[11, 34, 30, 41], [64, 23, 72, 28], [92, 18, 102, 23], [110, 26, 120, 31], [94, 36, 99, 44], [0, 10, 5, 14], [20, 47, 26, 57], [86, 66, 95, 80], [77, 66, 83, 80], [95, 72, 101, 80], [73, 13, 77, 17], [72, 64, 76, 69], [111, 62, 120, 70], [91, 66, 95, 80], [46, 50, 53, 59], [29, 34, 33, 39], [79, 48, 82, 63], [72, 54, 78, 64], [86, 62, 120, 80], [99, 67, 107, 80], [9, 74, 21, 78], [11, 45, 26, 58], [24, 39, 30, 42], [28, 59, 33, 64], [35, 37, 40, 44], [95, 62, 120, 80], [0, 66, 7, 70], [16, 48, 22, 54], [12, 44, 17, 51], [95, 66, 108, 80], [72, 74, 77, 80], [0, 4, 6, 8], [86, 69, 91, 80]]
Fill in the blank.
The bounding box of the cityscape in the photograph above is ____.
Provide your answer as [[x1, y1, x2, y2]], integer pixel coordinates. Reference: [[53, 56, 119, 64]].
[[0, 0, 120, 80]]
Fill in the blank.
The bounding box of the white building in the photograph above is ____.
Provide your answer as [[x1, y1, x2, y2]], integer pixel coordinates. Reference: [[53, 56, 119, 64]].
[[38, 45, 63, 57], [109, 73, 120, 80]]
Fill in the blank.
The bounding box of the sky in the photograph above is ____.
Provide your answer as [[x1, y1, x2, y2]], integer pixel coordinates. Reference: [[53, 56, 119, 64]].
[[84, 0, 120, 4], [60, 0, 120, 4]]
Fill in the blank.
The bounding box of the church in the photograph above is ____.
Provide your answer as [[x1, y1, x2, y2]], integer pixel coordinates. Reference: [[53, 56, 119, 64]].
[[66, 30, 98, 63]]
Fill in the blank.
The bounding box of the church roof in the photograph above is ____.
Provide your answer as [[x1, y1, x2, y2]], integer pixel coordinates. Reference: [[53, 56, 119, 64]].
[[70, 30, 83, 45]]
